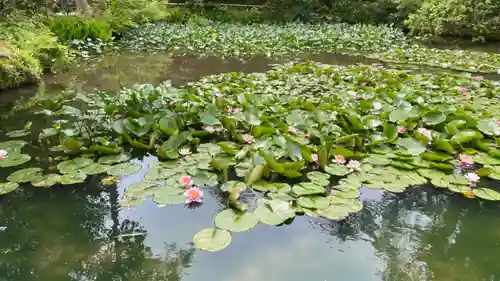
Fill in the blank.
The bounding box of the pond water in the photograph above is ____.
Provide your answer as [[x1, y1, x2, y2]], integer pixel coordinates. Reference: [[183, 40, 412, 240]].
[[1, 52, 500, 281]]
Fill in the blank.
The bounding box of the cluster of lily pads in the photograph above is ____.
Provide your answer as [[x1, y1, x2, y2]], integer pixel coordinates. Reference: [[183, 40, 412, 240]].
[[121, 22, 500, 74], [3, 61, 500, 251]]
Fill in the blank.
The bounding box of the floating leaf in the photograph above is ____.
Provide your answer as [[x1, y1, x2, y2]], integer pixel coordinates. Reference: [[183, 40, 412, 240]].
[[152, 187, 186, 205], [220, 181, 246, 192], [292, 182, 325, 196], [396, 138, 426, 155], [477, 119, 500, 136], [255, 199, 295, 226], [0, 182, 20, 195], [306, 171, 330, 186], [98, 153, 131, 165], [297, 196, 329, 210], [57, 158, 93, 174], [31, 174, 60, 187], [0, 154, 31, 167], [120, 197, 145, 207], [107, 163, 142, 176], [101, 176, 119, 185], [389, 109, 410, 123], [324, 164, 350, 176], [80, 163, 110, 175], [422, 111, 446, 125], [7, 168, 43, 183], [215, 209, 259, 232], [473, 188, 500, 201], [6, 129, 30, 138], [193, 228, 231, 252], [59, 173, 87, 185]]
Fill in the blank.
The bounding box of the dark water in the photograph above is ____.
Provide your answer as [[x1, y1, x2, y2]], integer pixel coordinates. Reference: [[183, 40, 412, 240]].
[[1, 52, 500, 281]]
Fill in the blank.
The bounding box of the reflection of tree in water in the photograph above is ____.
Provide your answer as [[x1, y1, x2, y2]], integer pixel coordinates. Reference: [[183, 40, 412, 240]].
[[0, 179, 194, 281], [310, 188, 500, 281]]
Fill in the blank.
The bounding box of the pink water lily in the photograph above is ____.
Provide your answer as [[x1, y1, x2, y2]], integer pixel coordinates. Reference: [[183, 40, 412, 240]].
[[472, 76, 484, 81], [311, 153, 318, 162], [397, 126, 406, 134], [288, 126, 298, 133], [459, 154, 474, 166], [465, 172, 480, 183], [459, 87, 468, 93], [346, 160, 361, 172], [243, 134, 254, 144], [334, 155, 346, 164], [0, 149, 7, 159], [417, 128, 433, 142], [185, 187, 203, 204], [306, 132, 313, 138], [228, 108, 243, 114], [496, 120, 500, 127], [202, 126, 216, 133], [180, 175, 192, 187], [353, 94, 359, 100]]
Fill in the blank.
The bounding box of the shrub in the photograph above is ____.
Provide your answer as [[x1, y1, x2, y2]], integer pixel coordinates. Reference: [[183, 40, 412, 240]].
[[406, 0, 500, 41], [47, 15, 113, 42]]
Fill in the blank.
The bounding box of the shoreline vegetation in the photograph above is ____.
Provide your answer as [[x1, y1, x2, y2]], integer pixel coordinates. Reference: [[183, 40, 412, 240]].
[[1, 0, 500, 90]]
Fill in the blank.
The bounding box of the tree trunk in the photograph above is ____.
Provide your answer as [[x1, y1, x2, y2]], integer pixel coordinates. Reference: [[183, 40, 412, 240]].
[[75, 0, 92, 14]]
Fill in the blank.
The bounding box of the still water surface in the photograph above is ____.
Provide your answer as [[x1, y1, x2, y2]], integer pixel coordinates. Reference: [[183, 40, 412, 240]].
[[0, 52, 499, 281]]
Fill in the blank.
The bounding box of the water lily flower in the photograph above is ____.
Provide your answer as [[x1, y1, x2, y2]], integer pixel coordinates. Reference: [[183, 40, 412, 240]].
[[465, 172, 480, 183], [417, 128, 432, 142], [352, 94, 359, 100], [311, 153, 318, 162], [202, 126, 216, 133], [180, 175, 193, 187], [288, 126, 298, 133], [228, 108, 243, 114], [459, 87, 468, 93], [243, 134, 254, 144], [472, 76, 484, 81], [334, 155, 346, 164], [459, 154, 474, 166], [185, 187, 203, 204], [397, 126, 406, 134], [306, 132, 313, 138], [346, 160, 361, 172], [0, 149, 7, 159], [179, 148, 191, 156], [496, 120, 500, 127], [373, 102, 382, 111]]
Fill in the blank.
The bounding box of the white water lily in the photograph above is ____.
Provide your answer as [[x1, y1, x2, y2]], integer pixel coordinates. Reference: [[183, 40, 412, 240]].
[[465, 172, 480, 183], [179, 148, 191, 156], [373, 102, 382, 111], [346, 160, 361, 172], [0, 149, 7, 159], [417, 128, 433, 143]]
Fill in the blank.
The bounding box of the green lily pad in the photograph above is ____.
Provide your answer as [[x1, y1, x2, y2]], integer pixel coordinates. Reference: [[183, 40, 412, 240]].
[[417, 168, 446, 180], [297, 196, 329, 210], [214, 209, 259, 232], [31, 174, 61, 187], [0, 154, 31, 167], [57, 158, 93, 174], [80, 163, 110, 175], [193, 228, 232, 252], [98, 153, 131, 165], [255, 199, 295, 226], [473, 188, 500, 201], [59, 173, 87, 185], [152, 187, 186, 205], [7, 168, 43, 183], [107, 163, 142, 176], [120, 196, 145, 207], [306, 171, 330, 186], [396, 138, 426, 155], [6, 129, 30, 138], [292, 182, 325, 196], [324, 164, 350, 176], [267, 192, 295, 201], [0, 140, 27, 149], [220, 181, 246, 192], [0, 182, 20, 195], [318, 204, 351, 220], [125, 182, 158, 197], [334, 188, 361, 198], [363, 154, 391, 165]]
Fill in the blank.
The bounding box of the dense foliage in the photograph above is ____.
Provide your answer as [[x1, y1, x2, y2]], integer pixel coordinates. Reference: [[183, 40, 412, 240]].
[[2, 62, 500, 251]]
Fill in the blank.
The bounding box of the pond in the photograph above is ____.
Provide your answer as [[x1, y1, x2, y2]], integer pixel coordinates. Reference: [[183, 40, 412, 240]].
[[1, 51, 500, 281]]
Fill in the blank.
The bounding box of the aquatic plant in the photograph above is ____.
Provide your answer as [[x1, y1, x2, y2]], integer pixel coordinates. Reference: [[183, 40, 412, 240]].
[[3, 61, 500, 252]]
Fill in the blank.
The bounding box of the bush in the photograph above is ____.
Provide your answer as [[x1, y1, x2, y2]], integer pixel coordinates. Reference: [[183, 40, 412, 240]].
[[264, 0, 330, 23], [406, 0, 500, 41], [0, 41, 42, 90], [47, 15, 113, 42]]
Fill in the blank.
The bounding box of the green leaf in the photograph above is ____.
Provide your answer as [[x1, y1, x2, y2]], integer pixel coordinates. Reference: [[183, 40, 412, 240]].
[[159, 116, 179, 136], [422, 111, 446, 125], [255, 199, 295, 225], [0, 154, 31, 167], [473, 188, 500, 201], [220, 181, 246, 192], [123, 116, 154, 137], [297, 196, 329, 209], [153, 187, 186, 205], [31, 174, 60, 187], [245, 164, 264, 185], [193, 228, 232, 252], [452, 130, 483, 144], [7, 168, 43, 183], [306, 171, 330, 186], [98, 153, 131, 165], [80, 163, 110, 175], [0, 182, 20, 195], [59, 173, 87, 185], [477, 119, 500, 136], [215, 209, 259, 232], [389, 109, 410, 123], [107, 163, 142, 176], [434, 139, 454, 154], [395, 138, 426, 155], [57, 158, 93, 174], [199, 110, 220, 125], [324, 164, 350, 176], [363, 154, 391, 165], [210, 157, 233, 170], [292, 182, 325, 196], [383, 123, 398, 142]]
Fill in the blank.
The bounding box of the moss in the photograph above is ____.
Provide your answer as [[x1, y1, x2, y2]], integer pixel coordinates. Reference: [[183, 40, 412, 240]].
[[0, 42, 42, 90]]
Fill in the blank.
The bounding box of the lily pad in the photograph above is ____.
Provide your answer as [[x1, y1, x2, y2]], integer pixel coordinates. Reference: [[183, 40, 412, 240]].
[[80, 163, 110, 175], [57, 158, 93, 174], [306, 171, 330, 186], [98, 153, 131, 165], [473, 188, 500, 201], [193, 228, 232, 252], [0, 182, 20, 195], [31, 174, 61, 187], [297, 196, 329, 209], [255, 199, 295, 226], [220, 181, 246, 192], [214, 209, 259, 232], [120, 196, 145, 207], [107, 163, 142, 176], [59, 173, 87, 185], [7, 168, 43, 183], [292, 182, 325, 196], [0, 154, 31, 167], [324, 164, 350, 176], [396, 138, 426, 155]]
